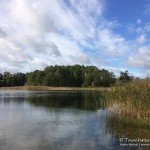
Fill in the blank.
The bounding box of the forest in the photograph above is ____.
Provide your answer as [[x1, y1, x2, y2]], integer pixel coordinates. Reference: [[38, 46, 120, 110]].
[[0, 65, 133, 87]]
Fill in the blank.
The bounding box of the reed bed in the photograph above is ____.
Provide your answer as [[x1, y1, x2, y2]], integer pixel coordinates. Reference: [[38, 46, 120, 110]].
[[103, 78, 150, 128]]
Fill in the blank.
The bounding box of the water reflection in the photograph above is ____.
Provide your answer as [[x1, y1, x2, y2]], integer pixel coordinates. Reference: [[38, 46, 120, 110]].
[[27, 91, 106, 110], [0, 90, 149, 150]]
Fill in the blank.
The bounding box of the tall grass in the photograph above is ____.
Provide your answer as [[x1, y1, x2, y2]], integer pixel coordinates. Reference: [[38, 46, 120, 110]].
[[103, 78, 150, 128]]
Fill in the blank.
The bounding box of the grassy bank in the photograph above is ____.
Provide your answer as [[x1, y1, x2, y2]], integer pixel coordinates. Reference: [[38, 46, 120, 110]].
[[103, 78, 150, 128], [0, 85, 108, 91]]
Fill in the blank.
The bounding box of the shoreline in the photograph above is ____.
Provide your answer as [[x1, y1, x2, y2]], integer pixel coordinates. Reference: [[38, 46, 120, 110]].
[[0, 86, 108, 91]]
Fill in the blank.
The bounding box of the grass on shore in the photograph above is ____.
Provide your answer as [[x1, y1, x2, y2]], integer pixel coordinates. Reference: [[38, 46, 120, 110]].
[[0, 85, 108, 91], [103, 78, 150, 128]]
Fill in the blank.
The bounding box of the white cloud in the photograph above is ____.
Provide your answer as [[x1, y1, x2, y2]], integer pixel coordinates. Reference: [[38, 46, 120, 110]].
[[0, 0, 97, 72], [127, 22, 150, 35], [0, 0, 126, 73], [128, 46, 150, 69], [0, 0, 149, 77], [97, 29, 129, 55], [136, 34, 147, 44]]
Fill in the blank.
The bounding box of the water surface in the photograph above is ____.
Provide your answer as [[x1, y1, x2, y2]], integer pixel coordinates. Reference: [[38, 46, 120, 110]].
[[0, 90, 148, 150]]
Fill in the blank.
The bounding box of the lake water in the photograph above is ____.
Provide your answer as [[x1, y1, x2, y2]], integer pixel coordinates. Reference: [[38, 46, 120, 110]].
[[0, 90, 149, 150]]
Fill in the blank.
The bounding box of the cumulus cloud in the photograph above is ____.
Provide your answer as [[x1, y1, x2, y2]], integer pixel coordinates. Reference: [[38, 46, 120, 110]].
[[128, 46, 150, 69], [136, 34, 147, 44], [0, 28, 7, 38], [0, 0, 149, 77], [0, 0, 127, 73], [97, 29, 129, 55], [0, 0, 96, 72]]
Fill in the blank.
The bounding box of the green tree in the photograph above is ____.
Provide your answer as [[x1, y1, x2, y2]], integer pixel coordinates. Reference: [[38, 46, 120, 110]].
[[11, 73, 26, 86], [0, 73, 4, 87], [83, 66, 98, 87], [3, 72, 12, 86], [93, 69, 116, 87], [119, 71, 132, 83], [2, 65, 118, 87]]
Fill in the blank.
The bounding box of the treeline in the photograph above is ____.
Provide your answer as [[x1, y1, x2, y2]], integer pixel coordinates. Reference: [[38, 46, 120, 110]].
[[0, 72, 26, 87], [0, 65, 133, 87]]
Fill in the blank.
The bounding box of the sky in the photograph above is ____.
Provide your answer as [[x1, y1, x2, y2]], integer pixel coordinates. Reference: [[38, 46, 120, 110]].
[[0, 0, 150, 77]]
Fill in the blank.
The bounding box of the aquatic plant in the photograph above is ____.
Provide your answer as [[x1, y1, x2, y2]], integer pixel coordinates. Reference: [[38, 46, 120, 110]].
[[103, 78, 150, 128]]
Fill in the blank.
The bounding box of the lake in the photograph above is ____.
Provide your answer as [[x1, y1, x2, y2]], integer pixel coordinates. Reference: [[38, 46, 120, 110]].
[[0, 90, 149, 150]]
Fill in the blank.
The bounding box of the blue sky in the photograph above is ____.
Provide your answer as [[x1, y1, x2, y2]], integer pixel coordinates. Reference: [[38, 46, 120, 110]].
[[0, 0, 149, 77]]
